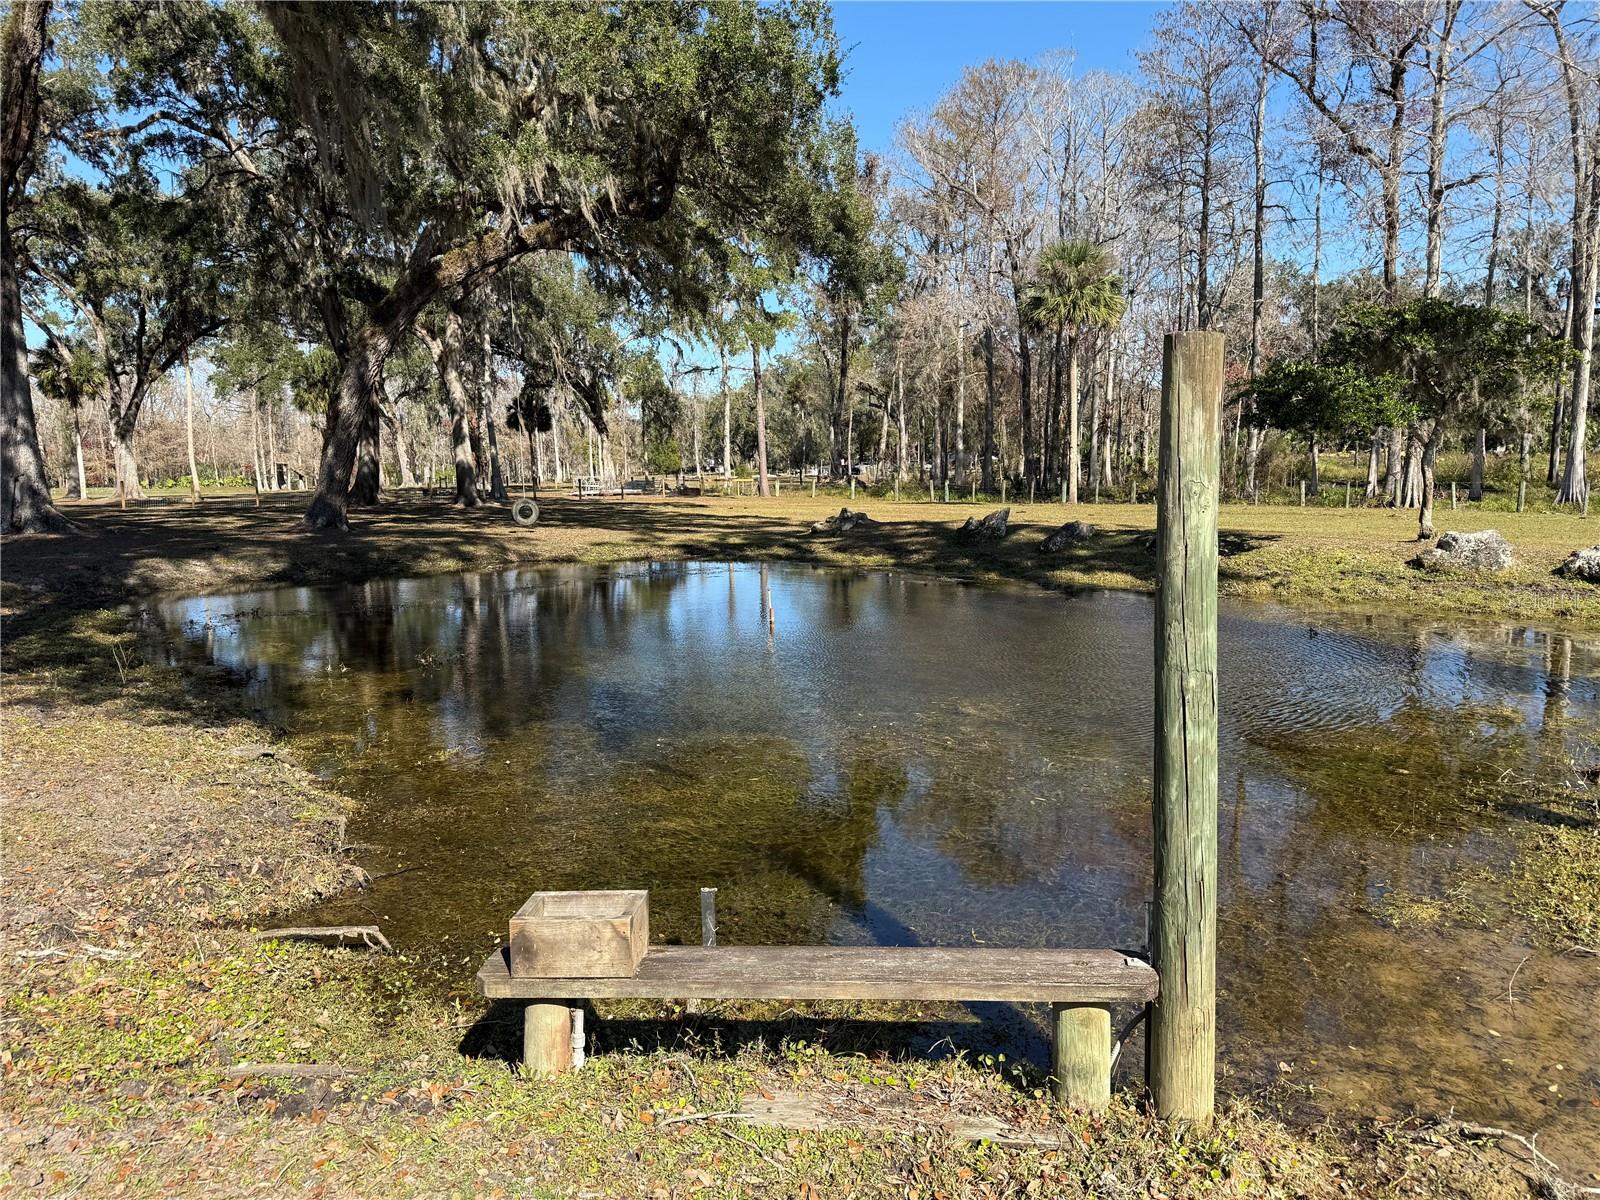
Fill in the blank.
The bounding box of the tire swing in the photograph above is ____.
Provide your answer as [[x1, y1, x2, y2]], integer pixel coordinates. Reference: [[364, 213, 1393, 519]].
[[512, 497, 540, 527]]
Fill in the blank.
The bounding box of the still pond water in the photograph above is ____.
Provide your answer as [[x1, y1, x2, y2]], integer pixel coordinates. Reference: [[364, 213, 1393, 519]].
[[144, 563, 1599, 1170]]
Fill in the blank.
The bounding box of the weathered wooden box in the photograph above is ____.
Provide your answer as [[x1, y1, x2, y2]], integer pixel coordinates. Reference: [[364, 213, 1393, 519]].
[[510, 890, 649, 978]]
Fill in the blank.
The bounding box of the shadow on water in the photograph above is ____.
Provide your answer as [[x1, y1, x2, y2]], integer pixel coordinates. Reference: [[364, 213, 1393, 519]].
[[140, 560, 1600, 1170]]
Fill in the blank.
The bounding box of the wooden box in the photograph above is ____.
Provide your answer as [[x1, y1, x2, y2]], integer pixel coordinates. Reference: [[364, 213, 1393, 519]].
[[510, 890, 649, 978]]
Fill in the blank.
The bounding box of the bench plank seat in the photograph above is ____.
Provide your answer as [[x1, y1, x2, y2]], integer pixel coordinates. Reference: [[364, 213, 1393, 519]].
[[477, 945, 1156, 1005]]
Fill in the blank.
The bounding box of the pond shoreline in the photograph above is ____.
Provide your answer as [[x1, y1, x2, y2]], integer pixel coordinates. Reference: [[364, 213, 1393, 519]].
[[0, 630, 1574, 1196], [3, 503, 1595, 1196], [3, 489, 1597, 626]]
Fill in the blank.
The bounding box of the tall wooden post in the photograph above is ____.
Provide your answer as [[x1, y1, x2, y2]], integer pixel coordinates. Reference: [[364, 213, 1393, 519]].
[[1151, 331, 1222, 1123]]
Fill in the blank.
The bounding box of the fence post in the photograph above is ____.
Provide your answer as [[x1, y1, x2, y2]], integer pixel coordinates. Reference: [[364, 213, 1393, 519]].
[[1299, 479, 1306, 507], [1150, 330, 1222, 1124], [1451, 481, 1457, 510], [1517, 479, 1526, 512]]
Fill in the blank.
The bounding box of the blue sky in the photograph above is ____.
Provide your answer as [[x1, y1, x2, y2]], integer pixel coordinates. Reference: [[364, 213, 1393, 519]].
[[829, 2, 1163, 156]]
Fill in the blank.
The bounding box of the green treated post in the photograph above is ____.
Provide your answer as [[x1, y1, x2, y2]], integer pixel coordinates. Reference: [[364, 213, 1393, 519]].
[[1051, 1003, 1111, 1110], [1151, 330, 1222, 1124]]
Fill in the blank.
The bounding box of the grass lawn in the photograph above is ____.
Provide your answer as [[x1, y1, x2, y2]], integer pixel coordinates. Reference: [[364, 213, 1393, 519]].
[[4, 486, 1597, 623]]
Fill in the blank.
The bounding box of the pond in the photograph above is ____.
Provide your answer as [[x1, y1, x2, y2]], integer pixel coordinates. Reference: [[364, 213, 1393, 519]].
[[143, 562, 1599, 1171]]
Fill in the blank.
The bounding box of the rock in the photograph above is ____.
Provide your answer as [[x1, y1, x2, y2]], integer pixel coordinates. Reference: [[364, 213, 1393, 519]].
[[1039, 520, 1096, 553], [956, 508, 1010, 543], [1555, 544, 1600, 583], [1410, 529, 1513, 573], [808, 507, 875, 535]]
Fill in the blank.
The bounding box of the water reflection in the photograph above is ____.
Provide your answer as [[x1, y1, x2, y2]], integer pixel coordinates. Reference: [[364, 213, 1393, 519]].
[[144, 563, 1599, 1170]]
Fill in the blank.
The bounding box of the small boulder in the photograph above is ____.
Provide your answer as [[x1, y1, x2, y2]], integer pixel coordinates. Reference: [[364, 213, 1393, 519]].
[[1556, 544, 1600, 584], [956, 508, 1010, 543], [1039, 520, 1096, 553], [1411, 529, 1513, 573], [809, 507, 875, 535]]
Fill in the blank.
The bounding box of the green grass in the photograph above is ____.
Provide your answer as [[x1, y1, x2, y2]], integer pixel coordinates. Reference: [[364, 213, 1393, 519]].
[[8, 489, 1598, 625]]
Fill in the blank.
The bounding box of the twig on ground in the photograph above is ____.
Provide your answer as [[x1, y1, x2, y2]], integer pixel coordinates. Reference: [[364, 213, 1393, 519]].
[[659, 1110, 741, 1127], [225, 1062, 356, 1080], [254, 925, 393, 952], [1454, 1122, 1600, 1195], [1506, 953, 1532, 1003]]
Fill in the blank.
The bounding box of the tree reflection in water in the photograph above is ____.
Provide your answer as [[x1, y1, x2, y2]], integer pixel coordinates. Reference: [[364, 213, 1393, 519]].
[[144, 563, 1600, 1168]]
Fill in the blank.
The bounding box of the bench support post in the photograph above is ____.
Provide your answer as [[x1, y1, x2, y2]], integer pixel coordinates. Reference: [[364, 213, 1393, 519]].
[[1051, 1003, 1111, 1111], [523, 1001, 574, 1076]]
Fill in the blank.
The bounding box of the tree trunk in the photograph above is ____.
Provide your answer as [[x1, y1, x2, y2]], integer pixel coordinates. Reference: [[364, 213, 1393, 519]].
[[249, 387, 265, 493], [981, 325, 996, 491], [954, 317, 966, 481], [112, 420, 142, 502], [1066, 337, 1081, 504], [1418, 427, 1439, 538], [1469, 426, 1485, 500], [1045, 331, 1061, 487], [481, 325, 507, 501], [390, 402, 417, 488], [183, 355, 201, 502], [719, 338, 732, 479], [1365, 434, 1380, 500], [1308, 435, 1320, 497], [551, 400, 564, 482], [833, 312, 852, 479], [264, 394, 280, 490], [306, 325, 395, 529], [70, 408, 86, 500], [1017, 325, 1034, 487], [1383, 427, 1403, 504], [349, 390, 382, 505], [1422, 1, 1459, 300], [751, 342, 769, 497], [1546, 5, 1596, 509], [0, 0, 68, 533], [895, 346, 908, 483], [1088, 343, 1104, 500]]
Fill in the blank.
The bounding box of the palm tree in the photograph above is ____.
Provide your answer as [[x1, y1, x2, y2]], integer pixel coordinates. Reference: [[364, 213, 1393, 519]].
[[1020, 241, 1125, 504]]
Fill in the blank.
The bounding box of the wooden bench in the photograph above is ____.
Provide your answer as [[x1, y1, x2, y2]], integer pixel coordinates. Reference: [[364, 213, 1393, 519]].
[[477, 944, 1157, 1110]]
